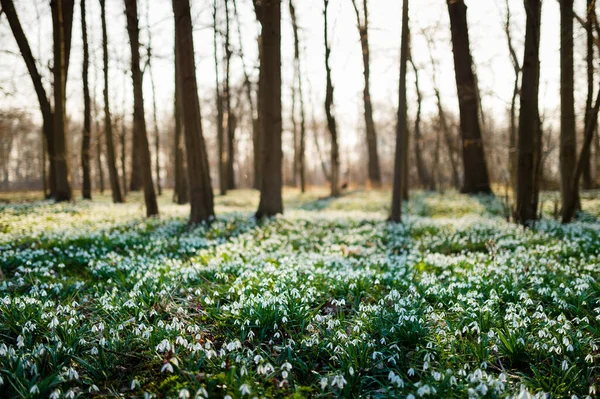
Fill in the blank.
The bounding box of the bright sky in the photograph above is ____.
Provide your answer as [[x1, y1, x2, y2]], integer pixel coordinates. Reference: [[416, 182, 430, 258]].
[[0, 0, 593, 158]]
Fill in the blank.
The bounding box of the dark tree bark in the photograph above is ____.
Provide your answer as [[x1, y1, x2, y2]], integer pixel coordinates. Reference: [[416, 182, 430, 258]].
[[232, 0, 259, 190], [224, 0, 236, 190], [100, 0, 124, 203], [289, 0, 307, 193], [129, 135, 142, 191], [563, 83, 600, 222], [390, 0, 409, 223], [515, 0, 541, 224], [447, 0, 491, 194], [125, 0, 158, 217], [503, 0, 521, 192], [409, 55, 430, 189], [213, 0, 227, 196], [51, 0, 73, 202], [145, 11, 162, 197], [351, 0, 381, 187], [425, 35, 460, 189], [1, 0, 55, 198], [254, 0, 283, 217], [173, 0, 215, 223], [582, 0, 597, 189], [81, 0, 92, 199], [173, 28, 188, 205], [324, 0, 340, 198], [560, 0, 579, 220]]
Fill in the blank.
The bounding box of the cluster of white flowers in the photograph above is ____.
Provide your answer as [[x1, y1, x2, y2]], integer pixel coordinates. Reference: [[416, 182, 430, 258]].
[[0, 191, 598, 397]]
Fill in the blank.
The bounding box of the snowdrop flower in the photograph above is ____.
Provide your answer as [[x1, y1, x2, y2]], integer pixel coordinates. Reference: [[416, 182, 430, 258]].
[[331, 375, 347, 389], [239, 384, 251, 396], [161, 363, 174, 373], [408, 368, 415, 377], [320, 378, 328, 390], [68, 367, 79, 380], [562, 359, 569, 371], [50, 389, 61, 399], [131, 379, 140, 390], [179, 388, 190, 399], [30, 385, 39, 394]]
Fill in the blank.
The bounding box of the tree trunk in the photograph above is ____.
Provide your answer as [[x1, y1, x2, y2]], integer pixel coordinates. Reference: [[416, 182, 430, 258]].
[[515, 0, 541, 225], [560, 0, 579, 220], [173, 28, 188, 205], [1, 0, 56, 198], [51, 0, 73, 202], [224, 0, 236, 190], [289, 0, 306, 193], [425, 36, 460, 189], [81, 0, 92, 199], [213, 0, 227, 196], [582, 0, 596, 190], [324, 0, 340, 198], [351, 0, 381, 188], [173, 0, 215, 223], [391, 0, 409, 223], [232, 0, 259, 191], [447, 0, 491, 194], [409, 56, 430, 189], [504, 0, 521, 192], [100, 0, 124, 203], [125, 0, 158, 217], [254, 0, 283, 217], [563, 83, 600, 222]]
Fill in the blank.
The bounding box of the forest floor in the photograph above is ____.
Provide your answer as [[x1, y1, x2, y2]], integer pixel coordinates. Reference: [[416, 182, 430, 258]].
[[0, 189, 599, 398]]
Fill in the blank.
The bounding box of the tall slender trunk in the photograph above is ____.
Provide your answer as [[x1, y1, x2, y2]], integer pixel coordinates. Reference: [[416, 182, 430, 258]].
[[504, 0, 521, 192], [560, 0, 579, 219], [563, 83, 600, 222], [0, 0, 55, 198], [121, 67, 128, 196], [425, 36, 459, 189], [351, 0, 381, 187], [447, 0, 491, 194], [391, 0, 409, 223], [324, 0, 340, 197], [232, 0, 259, 190], [224, 0, 236, 190], [409, 56, 430, 189], [289, 0, 306, 192], [125, 0, 158, 217], [51, 0, 73, 202], [515, 0, 541, 224], [254, 0, 283, 217], [145, 8, 162, 197], [213, 0, 227, 196], [582, 0, 597, 189], [100, 0, 124, 203], [173, 0, 215, 223], [81, 0, 92, 199], [173, 29, 188, 205]]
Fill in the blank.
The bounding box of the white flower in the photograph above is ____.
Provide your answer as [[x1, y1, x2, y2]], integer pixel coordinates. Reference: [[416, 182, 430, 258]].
[[562, 359, 569, 371], [331, 375, 347, 389], [68, 367, 79, 380], [131, 379, 140, 390], [65, 389, 75, 399], [178, 388, 190, 399], [30, 385, 39, 394], [239, 384, 251, 396], [161, 363, 174, 373], [50, 389, 61, 399], [408, 368, 415, 377], [320, 377, 328, 390]]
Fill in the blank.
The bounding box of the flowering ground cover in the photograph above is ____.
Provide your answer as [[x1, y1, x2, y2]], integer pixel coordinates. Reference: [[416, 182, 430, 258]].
[[0, 190, 599, 398]]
